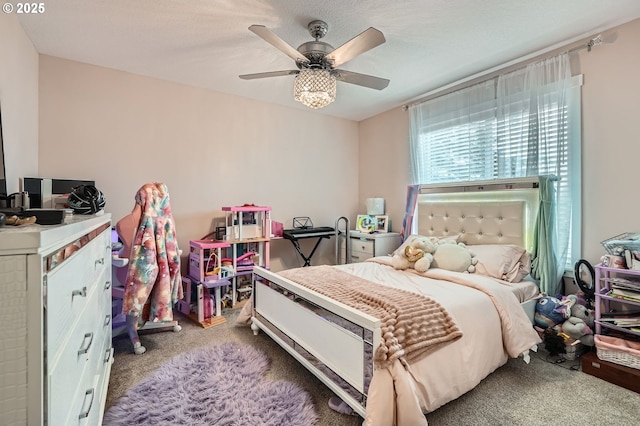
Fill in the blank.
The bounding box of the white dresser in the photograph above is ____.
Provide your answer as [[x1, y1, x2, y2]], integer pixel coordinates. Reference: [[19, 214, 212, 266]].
[[0, 214, 113, 426]]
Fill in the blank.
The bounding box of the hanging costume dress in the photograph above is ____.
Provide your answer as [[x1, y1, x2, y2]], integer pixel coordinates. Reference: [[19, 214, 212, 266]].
[[122, 183, 183, 327]]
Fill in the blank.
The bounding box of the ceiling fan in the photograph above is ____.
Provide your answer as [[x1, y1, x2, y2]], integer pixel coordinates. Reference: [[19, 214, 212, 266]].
[[239, 20, 389, 109]]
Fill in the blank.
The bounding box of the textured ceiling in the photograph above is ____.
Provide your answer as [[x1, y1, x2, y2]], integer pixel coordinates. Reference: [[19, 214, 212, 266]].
[[17, 0, 640, 121]]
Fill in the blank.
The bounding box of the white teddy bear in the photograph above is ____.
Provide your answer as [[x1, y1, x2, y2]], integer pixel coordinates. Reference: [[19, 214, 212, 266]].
[[431, 241, 478, 273], [391, 236, 436, 273]]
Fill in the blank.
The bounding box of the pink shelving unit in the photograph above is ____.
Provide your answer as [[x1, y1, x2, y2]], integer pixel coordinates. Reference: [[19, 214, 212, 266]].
[[177, 239, 233, 328], [188, 239, 231, 282]]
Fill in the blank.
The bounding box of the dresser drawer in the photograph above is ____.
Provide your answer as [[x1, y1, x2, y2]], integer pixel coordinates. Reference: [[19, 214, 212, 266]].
[[84, 325, 112, 426], [59, 368, 102, 426], [47, 264, 110, 363], [350, 250, 373, 263], [90, 300, 113, 380], [351, 239, 374, 255], [81, 368, 112, 426], [46, 233, 110, 359], [349, 238, 374, 263], [48, 290, 105, 425]]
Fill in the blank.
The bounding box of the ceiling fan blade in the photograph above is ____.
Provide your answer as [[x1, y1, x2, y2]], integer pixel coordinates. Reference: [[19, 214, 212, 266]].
[[325, 27, 385, 68], [249, 25, 309, 64], [334, 69, 389, 90], [239, 70, 299, 80]]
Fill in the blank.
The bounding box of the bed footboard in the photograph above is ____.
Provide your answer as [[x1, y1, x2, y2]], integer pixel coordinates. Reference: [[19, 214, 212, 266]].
[[250, 266, 381, 417]]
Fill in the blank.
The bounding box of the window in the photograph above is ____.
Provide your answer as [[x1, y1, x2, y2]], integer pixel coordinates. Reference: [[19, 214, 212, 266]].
[[409, 54, 581, 288]]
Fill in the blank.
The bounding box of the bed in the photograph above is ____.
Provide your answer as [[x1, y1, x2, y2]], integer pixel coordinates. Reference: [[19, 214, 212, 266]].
[[241, 182, 543, 425]]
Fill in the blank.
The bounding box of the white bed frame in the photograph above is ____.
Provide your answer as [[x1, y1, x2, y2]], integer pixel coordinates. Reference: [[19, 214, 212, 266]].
[[250, 180, 540, 418]]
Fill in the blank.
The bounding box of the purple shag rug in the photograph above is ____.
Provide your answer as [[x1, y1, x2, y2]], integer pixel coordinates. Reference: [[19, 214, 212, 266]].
[[104, 342, 318, 425]]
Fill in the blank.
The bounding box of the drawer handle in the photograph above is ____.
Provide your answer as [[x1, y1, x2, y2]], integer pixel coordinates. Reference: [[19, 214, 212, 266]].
[[78, 388, 95, 419], [72, 286, 87, 299], [104, 314, 111, 327], [95, 258, 105, 267], [104, 280, 112, 290], [104, 347, 112, 364], [78, 332, 94, 356]]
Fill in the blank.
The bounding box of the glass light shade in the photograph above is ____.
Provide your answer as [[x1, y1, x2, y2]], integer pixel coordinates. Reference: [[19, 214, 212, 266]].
[[293, 69, 337, 109]]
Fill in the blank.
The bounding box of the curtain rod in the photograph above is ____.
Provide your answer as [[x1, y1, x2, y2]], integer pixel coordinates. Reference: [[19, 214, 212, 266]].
[[402, 34, 603, 110], [418, 177, 542, 194]]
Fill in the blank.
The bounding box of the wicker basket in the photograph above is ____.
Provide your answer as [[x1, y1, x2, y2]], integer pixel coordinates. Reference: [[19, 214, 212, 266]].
[[595, 335, 640, 370]]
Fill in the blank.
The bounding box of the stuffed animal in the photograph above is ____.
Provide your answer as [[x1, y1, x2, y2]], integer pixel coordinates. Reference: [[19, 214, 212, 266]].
[[542, 327, 567, 357], [391, 236, 436, 272], [430, 241, 478, 273], [560, 294, 596, 346], [534, 295, 572, 329]]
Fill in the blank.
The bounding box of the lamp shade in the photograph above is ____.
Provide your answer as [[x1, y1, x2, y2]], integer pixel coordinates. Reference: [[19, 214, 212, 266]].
[[366, 198, 385, 215]]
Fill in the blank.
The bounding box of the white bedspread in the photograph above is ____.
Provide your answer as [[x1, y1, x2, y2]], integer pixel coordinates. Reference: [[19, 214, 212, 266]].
[[336, 259, 541, 425]]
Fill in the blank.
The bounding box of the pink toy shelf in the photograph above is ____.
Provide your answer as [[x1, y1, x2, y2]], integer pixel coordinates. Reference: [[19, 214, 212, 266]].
[[188, 239, 231, 283], [178, 239, 235, 328]]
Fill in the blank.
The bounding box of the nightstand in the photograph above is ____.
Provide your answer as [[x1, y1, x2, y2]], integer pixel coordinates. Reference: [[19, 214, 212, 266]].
[[343, 231, 401, 263]]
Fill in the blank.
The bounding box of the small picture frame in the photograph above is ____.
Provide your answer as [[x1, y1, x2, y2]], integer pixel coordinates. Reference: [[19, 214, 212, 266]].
[[356, 214, 376, 233], [375, 215, 389, 233]]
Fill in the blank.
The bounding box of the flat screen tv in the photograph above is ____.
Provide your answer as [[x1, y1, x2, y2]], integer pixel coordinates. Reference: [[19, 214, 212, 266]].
[[0, 101, 6, 197]]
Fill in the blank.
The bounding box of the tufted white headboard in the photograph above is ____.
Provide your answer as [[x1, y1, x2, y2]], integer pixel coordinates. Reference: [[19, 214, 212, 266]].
[[414, 179, 539, 251], [417, 200, 525, 246]]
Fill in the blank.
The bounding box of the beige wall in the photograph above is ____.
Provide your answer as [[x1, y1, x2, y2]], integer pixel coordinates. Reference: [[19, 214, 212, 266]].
[[5, 15, 639, 272], [358, 107, 410, 233], [37, 56, 359, 270], [359, 17, 640, 268], [579, 18, 640, 265], [0, 13, 39, 193]]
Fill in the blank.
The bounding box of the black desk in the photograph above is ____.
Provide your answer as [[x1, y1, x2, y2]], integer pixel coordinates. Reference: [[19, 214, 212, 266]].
[[283, 227, 335, 266]]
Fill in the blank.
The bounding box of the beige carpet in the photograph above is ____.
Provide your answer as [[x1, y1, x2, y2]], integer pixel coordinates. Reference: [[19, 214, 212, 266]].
[[107, 308, 640, 426]]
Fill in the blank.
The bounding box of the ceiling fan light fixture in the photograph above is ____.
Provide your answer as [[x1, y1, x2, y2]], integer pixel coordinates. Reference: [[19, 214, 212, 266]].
[[293, 69, 336, 109]]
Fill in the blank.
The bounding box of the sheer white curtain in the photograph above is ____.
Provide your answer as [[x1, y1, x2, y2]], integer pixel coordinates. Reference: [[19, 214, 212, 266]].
[[409, 80, 495, 184], [496, 53, 579, 294], [409, 53, 581, 294]]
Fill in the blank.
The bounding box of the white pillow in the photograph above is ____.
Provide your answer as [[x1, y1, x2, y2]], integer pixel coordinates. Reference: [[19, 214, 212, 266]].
[[470, 244, 531, 283]]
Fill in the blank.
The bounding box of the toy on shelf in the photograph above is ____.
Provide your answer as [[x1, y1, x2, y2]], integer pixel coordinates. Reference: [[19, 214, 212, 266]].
[[222, 205, 272, 243], [176, 276, 229, 329], [222, 251, 256, 272], [176, 239, 234, 328], [188, 239, 231, 282], [221, 205, 272, 305]]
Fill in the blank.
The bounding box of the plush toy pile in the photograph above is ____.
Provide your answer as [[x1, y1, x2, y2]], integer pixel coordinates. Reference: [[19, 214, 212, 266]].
[[392, 237, 478, 274], [534, 293, 595, 346]]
